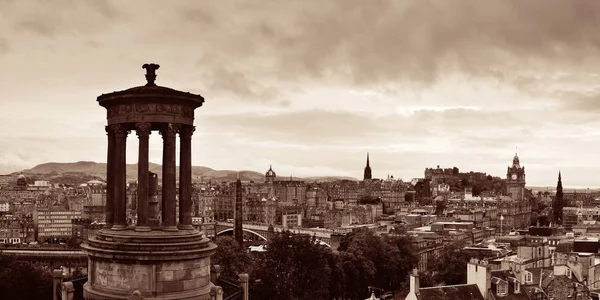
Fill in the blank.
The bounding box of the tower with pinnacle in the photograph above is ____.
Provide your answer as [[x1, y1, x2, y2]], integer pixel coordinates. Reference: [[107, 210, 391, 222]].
[[363, 153, 372, 180], [553, 171, 564, 225], [506, 153, 526, 201], [265, 165, 276, 183]]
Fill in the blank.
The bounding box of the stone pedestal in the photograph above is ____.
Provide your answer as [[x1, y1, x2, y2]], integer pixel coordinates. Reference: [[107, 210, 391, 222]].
[[82, 229, 217, 300]]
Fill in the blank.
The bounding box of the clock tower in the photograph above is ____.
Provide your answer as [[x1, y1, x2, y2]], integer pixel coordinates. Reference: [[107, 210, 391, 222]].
[[506, 153, 526, 200]]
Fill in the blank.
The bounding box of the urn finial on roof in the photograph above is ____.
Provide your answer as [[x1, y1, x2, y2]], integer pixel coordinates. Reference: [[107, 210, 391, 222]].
[[142, 63, 160, 86]]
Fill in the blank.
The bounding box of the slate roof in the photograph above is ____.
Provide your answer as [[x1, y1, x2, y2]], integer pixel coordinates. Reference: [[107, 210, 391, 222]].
[[556, 241, 574, 253], [418, 284, 485, 300], [524, 267, 554, 288]]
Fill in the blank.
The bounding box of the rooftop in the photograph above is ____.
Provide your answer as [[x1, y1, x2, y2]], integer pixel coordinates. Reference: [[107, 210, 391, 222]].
[[419, 284, 485, 300]]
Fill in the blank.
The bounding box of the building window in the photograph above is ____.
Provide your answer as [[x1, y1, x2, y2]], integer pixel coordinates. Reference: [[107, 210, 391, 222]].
[[525, 271, 533, 283], [498, 282, 507, 296]]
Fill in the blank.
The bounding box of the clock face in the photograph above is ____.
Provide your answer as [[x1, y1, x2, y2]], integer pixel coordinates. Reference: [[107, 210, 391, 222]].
[[511, 174, 517, 180]]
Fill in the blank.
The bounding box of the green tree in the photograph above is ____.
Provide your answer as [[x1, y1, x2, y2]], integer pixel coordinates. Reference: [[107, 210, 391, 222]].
[[431, 241, 471, 285], [212, 236, 253, 278], [251, 232, 334, 300], [66, 236, 81, 249], [0, 258, 53, 300], [338, 228, 417, 298], [418, 271, 436, 288]]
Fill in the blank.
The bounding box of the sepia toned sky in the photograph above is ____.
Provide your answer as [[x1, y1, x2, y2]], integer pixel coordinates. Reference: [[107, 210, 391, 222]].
[[1, 0, 600, 188]]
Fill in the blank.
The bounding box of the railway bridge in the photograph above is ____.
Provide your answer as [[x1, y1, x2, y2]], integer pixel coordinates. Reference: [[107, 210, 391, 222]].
[[213, 223, 345, 249]]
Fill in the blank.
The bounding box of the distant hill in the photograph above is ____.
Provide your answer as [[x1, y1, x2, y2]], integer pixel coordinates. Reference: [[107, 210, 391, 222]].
[[20, 161, 264, 183], [17, 161, 356, 183], [302, 176, 358, 182]]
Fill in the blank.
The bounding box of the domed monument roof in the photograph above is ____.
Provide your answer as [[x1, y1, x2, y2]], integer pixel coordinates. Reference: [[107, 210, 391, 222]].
[[96, 64, 204, 126]]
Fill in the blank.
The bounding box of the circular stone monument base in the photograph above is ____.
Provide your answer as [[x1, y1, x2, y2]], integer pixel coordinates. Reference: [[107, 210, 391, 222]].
[[82, 229, 217, 300]]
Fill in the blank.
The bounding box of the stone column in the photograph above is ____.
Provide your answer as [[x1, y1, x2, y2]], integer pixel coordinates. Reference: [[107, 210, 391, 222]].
[[135, 122, 152, 232], [61, 282, 74, 300], [210, 265, 222, 284], [112, 124, 129, 230], [52, 269, 63, 300], [160, 123, 179, 231], [239, 274, 249, 300], [178, 125, 195, 230], [104, 125, 115, 229], [210, 286, 223, 300]]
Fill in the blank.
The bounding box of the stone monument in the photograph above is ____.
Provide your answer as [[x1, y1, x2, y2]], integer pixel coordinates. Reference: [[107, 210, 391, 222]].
[[82, 64, 218, 299]]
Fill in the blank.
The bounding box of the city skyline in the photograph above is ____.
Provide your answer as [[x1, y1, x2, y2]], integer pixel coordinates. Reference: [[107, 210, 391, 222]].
[[1, 1, 600, 187]]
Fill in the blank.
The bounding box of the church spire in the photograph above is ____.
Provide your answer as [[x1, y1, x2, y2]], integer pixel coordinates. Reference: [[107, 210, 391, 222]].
[[559, 170, 562, 180], [363, 152, 372, 180], [554, 170, 564, 225], [558, 171, 563, 188]]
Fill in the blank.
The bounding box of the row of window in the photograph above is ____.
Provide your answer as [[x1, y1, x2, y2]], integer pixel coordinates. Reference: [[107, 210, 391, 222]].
[[38, 211, 81, 215], [38, 220, 73, 224], [39, 228, 72, 232], [0, 238, 21, 244]]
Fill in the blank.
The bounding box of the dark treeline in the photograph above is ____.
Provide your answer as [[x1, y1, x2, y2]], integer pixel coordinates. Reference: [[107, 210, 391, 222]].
[[0, 256, 53, 300], [213, 228, 420, 300]]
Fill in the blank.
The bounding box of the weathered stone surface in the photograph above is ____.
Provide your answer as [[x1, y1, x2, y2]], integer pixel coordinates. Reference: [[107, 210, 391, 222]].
[[157, 281, 184, 293], [189, 266, 210, 279], [93, 261, 151, 291], [183, 278, 202, 290], [157, 270, 174, 282]]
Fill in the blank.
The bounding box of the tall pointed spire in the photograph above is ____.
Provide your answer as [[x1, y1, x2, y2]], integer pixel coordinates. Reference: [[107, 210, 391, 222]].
[[363, 152, 372, 180], [554, 170, 564, 225]]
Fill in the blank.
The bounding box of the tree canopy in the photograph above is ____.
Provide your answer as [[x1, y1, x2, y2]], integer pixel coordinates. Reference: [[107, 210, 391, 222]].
[[427, 241, 471, 286], [250, 233, 333, 300], [211, 236, 253, 279], [248, 228, 418, 300], [0, 257, 53, 300]]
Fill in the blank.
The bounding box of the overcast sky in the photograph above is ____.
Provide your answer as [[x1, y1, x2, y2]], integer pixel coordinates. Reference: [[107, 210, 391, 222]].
[[1, 0, 600, 187]]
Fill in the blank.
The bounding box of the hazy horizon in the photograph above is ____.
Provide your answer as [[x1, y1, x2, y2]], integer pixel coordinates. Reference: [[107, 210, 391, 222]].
[[4, 159, 597, 190], [1, 1, 600, 187]]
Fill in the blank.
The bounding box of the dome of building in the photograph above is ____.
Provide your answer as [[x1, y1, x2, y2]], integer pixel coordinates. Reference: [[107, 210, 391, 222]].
[[16, 173, 28, 187]]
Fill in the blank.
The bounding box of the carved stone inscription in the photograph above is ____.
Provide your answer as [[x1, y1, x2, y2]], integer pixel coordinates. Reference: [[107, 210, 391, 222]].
[[94, 261, 151, 291], [107, 103, 194, 118]]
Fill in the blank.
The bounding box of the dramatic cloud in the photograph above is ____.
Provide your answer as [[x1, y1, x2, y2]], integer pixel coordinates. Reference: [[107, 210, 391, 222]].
[[0, 0, 599, 187]]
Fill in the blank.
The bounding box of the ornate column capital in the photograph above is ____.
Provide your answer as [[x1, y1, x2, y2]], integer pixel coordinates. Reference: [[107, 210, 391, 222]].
[[159, 123, 181, 138], [110, 124, 130, 138], [179, 125, 196, 139], [135, 122, 152, 137]]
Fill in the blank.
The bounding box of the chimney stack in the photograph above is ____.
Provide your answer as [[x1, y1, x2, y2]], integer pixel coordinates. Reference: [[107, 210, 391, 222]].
[[405, 268, 420, 300]]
